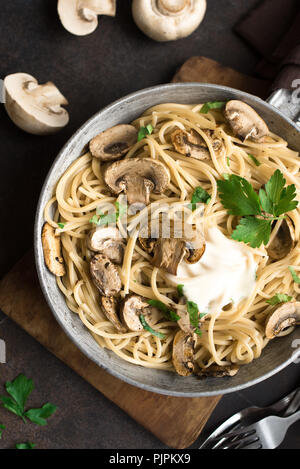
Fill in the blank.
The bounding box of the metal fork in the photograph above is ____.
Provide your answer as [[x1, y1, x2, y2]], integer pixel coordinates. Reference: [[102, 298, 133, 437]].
[[212, 409, 300, 449]]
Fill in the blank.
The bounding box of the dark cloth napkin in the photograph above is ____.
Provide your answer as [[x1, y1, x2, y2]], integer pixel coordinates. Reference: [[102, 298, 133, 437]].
[[235, 0, 300, 92]]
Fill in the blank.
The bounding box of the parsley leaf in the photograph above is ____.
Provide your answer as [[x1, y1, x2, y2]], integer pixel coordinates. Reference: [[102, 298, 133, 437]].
[[200, 101, 226, 114], [217, 174, 261, 216], [189, 186, 211, 211], [16, 442, 35, 450], [0, 424, 5, 439], [137, 124, 153, 142], [231, 217, 271, 248], [89, 201, 127, 226], [259, 169, 298, 216], [139, 314, 165, 339], [57, 222, 65, 229], [24, 403, 57, 426], [177, 284, 184, 297], [227, 156, 230, 167], [248, 154, 261, 166], [147, 299, 180, 321], [266, 293, 293, 305], [289, 266, 300, 284], [187, 301, 202, 336]]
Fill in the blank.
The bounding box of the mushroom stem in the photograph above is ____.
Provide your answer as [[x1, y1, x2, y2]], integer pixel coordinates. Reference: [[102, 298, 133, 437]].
[[81, 0, 116, 15], [157, 0, 188, 14]]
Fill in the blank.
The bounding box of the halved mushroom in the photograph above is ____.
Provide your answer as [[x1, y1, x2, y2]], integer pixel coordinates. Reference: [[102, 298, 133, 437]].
[[120, 294, 161, 331], [132, 0, 207, 42], [58, 0, 116, 36], [87, 226, 125, 264], [196, 364, 239, 378], [265, 301, 300, 339], [42, 223, 65, 277], [89, 125, 138, 162], [172, 330, 195, 376], [267, 218, 295, 261], [101, 296, 127, 333], [90, 253, 121, 296], [104, 158, 170, 206], [224, 100, 269, 142], [4, 73, 69, 135]]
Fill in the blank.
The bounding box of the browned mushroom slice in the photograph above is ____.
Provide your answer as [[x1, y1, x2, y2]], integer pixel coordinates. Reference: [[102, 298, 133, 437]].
[[172, 330, 195, 376], [101, 296, 127, 333], [196, 364, 239, 378], [89, 124, 138, 161], [87, 226, 125, 264], [267, 218, 295, 261], [90, 253, 121, 297], [120, 294, 161, 331], [104, 157, 170, 206], [171, 129, 210, 160], [265, 301, 300, 339], [152, 238, 187, 275], [185, 235, 206, 264], [42, 222, 65, 276], [224, 100, 269, 142]]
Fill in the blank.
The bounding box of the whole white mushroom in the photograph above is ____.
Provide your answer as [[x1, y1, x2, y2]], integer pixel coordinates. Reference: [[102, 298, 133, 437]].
[[4, 73, 69, 135], [132, 0, 207, 42]]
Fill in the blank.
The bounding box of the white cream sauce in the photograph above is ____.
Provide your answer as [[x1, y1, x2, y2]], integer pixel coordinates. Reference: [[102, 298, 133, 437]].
[[168, 226, 257, 314]]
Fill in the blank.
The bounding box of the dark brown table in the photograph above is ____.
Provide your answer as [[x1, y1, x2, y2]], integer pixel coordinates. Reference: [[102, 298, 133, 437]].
[[0, 0, 299, 449]]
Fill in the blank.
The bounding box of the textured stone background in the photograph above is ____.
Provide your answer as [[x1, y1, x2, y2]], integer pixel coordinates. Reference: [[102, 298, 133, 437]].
[[0, 0, 299, 449]]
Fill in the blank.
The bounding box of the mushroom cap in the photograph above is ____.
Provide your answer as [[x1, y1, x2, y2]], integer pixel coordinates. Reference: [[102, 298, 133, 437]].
[[267, 218, 295, 261], [152, 238, 187, 275], [89, 124, 138, 161], [265, 301, 300, 339], [100, 296, 127, 333], [196, 364, 239, 378], [224, 100, 269, 142], [172, 330, 195, 376], [87, 226, 125, 264], [90, 253, 121, 296], [104, 157, 170, 205], [41, 223, 65, 277], [132, 0, 207, 42], [4, 73, 69, 135], [120, 294, 162, 331], [58, 0, 116, 36]]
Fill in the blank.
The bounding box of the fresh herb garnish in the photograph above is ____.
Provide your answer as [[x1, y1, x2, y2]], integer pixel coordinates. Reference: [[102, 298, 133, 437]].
[[187, 301, 202, 336], [16, 442, 35, 450], [177, 284, 184, 297], [89, 201, 127, 226], [248, 154, 261, 167], [0, 424, 5, 439], [147, 299, 180, 322], [0, 374, 56, 426], [266, 293, 293, 305], [217, 170, 298, 248], [289, 266, 300, 284], [226, 156, 230, 167], [139, 314, 165, 339], [137, 124, 153, 142], [200, 101, 226, 114], [189, 186, 211, 211], [57, 222, 65, 229]]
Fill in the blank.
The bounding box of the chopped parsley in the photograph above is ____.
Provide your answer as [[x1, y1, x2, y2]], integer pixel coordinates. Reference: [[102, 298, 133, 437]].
[[16, 442, 35, 450], [139, 314, 165, 339], [227, 156, 230, 167], [0, 424, 5, 439], [266, 293, 293, 305], [137, 124, 153, 142], [217, 170, 298, 248], [189, 186, 211, 211], [177, 284, 184, 297], [89, 201, 127, 226], [147, 299, 180, 322], [200, 101, 226, 114], [248, 153, 261, 167], [57, 222, 65, 229], [289, 266, 300, 284], [187, 301, 202, 336]]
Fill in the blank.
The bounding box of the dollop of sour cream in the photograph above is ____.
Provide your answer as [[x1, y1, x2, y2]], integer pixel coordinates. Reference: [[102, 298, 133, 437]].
[[168, 226, 257, 314]]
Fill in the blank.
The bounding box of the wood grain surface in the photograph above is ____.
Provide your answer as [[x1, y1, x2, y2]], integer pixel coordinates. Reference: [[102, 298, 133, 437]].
[[0, 57, 267, 448]]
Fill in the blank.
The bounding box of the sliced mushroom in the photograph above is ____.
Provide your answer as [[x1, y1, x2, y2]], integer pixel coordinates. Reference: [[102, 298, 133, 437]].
[[132, 0, 207, 42], [58, 0, 116, 36], [172, 330, 195, 376], [4, 73, 69, 135], [104, 158, 170, 206], [89, 125, 138, 161], [265, 301, 300, 339], [171, 129, 210, 160], [90, 253, 121, 296], [120, 294, 161, 331], [224, 100, 269, 142], [195, 364, 239, 378], [87, 226, 125, 264], [42, 223, 66, 277], [100, 296, 127, 333], [267, 218, 295, 261]]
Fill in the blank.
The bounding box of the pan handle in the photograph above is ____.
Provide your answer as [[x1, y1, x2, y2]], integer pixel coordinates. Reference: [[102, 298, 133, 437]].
[[267, 88, 300, 127]]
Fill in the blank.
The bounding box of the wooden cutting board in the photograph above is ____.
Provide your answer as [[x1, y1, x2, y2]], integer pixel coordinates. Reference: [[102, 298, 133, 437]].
[[0, 57, 268, 449]]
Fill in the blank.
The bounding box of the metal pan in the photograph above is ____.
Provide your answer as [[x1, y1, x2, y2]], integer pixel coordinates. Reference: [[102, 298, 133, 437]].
[[34, 83, 300, 397]]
